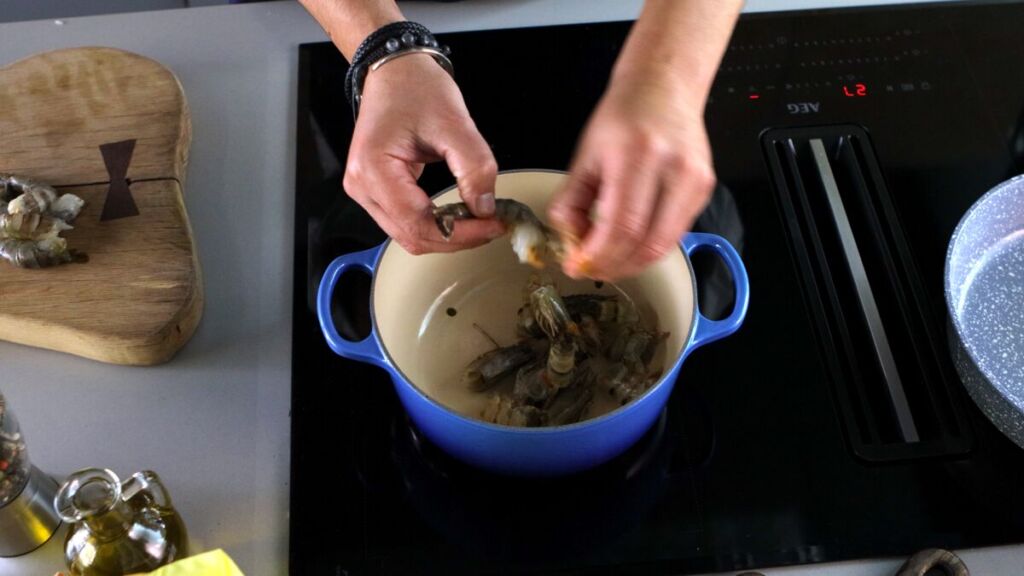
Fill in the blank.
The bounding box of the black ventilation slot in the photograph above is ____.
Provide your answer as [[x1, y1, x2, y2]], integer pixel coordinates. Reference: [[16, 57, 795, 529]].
[[762, 125, 973, 462]]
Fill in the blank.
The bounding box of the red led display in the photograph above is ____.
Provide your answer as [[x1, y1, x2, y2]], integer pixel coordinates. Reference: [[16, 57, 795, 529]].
[[843, 83, 868, 97]]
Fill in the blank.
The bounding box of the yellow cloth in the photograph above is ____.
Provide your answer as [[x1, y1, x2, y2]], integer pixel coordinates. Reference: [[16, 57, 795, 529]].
[[134, 550, 245, 576]]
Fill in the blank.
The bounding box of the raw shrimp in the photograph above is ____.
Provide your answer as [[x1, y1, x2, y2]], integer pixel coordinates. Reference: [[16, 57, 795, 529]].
[[460, 276, 668, 428], [527, 281, 584, 390], [529, 283, 579, 341], [545, 363, 597, 425], [510, 359, 595, 425], [516, 304, 544, 339], [606, 324, 669, 372], [461, 342, 541, 392], [577, 315, 603, 357], [564, 294, 640, 325], [545, 336, 577, 391], [603, 362, 662, 406], [512, 361, 551, 405], [432, 199, 566, 268], [481, 394, 545, 427], [510, 335, 577, 404]]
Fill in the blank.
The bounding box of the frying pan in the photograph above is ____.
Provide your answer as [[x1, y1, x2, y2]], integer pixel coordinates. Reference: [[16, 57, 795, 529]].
[[945, 174, 1024, 449]]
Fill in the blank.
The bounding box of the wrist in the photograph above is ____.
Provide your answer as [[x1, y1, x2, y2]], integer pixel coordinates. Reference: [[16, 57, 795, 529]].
[[609, 61, 710, 113], [609, 0, 741, 111], [362, 52, 450, 95], [344, 21, 454, 118], [341, 15, 404, 61]]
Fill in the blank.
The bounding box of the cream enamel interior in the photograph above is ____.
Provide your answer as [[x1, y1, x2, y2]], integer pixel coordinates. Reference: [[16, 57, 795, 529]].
[[373, 171, 695, 423]]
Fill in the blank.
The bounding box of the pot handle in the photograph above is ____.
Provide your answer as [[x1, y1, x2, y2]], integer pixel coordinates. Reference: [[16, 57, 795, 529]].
[[682, 232, 750, 350], [316, 245, 387, 367]]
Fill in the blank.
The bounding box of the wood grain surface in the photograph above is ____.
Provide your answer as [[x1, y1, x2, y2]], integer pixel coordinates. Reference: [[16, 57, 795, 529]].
[[0, 47, 202, 365]]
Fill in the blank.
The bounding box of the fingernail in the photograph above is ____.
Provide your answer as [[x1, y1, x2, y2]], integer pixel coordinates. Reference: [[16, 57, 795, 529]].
[[476, 193, 495, 216]]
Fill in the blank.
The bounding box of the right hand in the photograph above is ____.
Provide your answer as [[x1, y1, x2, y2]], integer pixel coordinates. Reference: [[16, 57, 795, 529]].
[[547, 72, 716, 281], [342, 53, 504, 255]]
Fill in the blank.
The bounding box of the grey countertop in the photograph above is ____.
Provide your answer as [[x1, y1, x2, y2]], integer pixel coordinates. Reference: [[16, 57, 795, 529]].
[[0, 1, 1021, 574]]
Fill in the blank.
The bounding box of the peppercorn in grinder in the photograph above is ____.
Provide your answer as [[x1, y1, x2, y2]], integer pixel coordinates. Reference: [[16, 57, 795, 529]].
[[0, 391, 61, 557]]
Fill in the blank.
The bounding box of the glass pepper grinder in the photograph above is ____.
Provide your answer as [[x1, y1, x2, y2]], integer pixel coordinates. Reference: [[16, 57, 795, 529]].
[[0, 391, 61, 557], [54, 467, 189, 576]]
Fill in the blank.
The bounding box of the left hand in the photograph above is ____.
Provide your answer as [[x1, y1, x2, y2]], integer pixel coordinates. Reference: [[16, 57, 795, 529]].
[[547, 75, 716, 281], [342, 54, 503, 256]]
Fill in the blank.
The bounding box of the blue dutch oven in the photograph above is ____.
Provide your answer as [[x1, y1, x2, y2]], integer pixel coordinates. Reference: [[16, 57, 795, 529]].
[[317, 171, 749, 476]]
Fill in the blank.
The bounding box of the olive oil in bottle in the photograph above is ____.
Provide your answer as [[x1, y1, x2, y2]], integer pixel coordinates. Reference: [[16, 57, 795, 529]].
[[55, 468, 188, 576]]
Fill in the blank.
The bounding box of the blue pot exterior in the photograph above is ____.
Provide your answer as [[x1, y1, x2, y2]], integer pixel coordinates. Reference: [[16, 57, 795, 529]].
[[317, 233, 750, 477], [394, 362, 676, 476]]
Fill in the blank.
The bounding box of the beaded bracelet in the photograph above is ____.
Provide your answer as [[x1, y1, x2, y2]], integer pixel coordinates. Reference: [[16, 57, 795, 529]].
[[344, 21, 454, 119]]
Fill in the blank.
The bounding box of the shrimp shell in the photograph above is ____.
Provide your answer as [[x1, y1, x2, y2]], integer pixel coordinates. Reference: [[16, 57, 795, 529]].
[[0, 174, 86, 268], [49, 194, 86, 222], [7, 184, 57, 215], [0, 237, 76, 269], [0, 212, 73, 240]]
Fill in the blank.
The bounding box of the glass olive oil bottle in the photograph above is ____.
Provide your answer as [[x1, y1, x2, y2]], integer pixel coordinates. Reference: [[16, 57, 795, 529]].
[[55, 468, 188, 576]]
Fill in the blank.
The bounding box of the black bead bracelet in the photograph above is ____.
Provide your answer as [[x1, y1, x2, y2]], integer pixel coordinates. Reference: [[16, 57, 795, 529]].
[[344, 21, 454, 119]]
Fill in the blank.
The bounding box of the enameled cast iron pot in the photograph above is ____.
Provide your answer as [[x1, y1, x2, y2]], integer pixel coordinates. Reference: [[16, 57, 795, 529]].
[[317, 171, 750, 476]]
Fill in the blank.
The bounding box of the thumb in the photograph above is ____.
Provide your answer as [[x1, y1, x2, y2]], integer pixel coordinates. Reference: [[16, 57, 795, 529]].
[[439, 121, 499, 218]]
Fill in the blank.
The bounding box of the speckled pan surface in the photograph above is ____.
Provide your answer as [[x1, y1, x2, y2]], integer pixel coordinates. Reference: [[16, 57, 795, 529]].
[[945, 173, 1024, 449]]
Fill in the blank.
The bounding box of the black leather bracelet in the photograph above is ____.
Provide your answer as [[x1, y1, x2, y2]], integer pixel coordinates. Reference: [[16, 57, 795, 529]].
[[344, 21, 453, 119]]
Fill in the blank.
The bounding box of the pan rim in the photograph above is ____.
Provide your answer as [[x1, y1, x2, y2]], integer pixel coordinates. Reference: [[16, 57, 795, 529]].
[[944, 173, 1024, 411]]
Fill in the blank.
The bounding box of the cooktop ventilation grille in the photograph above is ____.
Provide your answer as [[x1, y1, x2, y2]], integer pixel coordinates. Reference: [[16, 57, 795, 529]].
[[762, 125, 974, 462]]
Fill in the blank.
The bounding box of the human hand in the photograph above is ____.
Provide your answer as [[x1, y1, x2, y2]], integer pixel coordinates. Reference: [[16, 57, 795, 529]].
[[342, 54, 503, 255], [547, 75, 716, 281]]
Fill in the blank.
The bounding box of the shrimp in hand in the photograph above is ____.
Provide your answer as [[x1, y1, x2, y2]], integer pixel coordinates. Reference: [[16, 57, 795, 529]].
[[432, 198, 569, 268]]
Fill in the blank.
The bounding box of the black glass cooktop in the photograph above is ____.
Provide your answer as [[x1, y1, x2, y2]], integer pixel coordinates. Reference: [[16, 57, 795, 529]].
[[291, 2, 1024, 574]]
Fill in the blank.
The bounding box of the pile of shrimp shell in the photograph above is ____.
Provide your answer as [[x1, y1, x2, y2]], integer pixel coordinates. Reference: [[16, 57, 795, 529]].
[[0, 174, 86, 269]]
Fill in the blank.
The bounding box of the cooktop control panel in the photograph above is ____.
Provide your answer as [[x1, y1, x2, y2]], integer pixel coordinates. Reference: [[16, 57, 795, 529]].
[[709, 16, 954, 115]]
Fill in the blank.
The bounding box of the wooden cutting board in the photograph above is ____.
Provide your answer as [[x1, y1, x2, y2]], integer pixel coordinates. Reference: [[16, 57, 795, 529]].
[[0, 47, 203, 366]]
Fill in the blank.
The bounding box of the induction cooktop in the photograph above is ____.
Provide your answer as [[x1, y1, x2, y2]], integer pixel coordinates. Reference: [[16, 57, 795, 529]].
[[291, 2, 1024, 574]]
